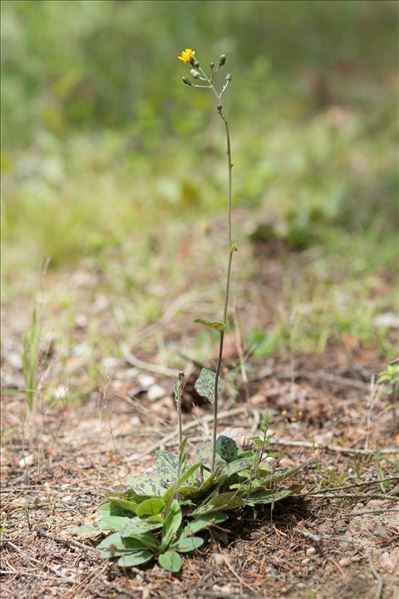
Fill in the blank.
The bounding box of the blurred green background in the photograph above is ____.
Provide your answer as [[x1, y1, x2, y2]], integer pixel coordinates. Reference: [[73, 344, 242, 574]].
[[1, 0, 398, 359]]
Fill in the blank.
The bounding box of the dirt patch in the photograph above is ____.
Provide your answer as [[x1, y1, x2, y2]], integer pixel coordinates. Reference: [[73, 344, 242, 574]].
[[1, 363, 398, 599]]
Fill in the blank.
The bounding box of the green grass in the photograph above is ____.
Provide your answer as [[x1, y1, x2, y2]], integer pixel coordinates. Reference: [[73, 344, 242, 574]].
[[2, 0, 398, 371]]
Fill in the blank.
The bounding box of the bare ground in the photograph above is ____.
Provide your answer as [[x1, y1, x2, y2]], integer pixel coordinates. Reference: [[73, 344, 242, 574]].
[[1, 240, 398, 598], [2, 346, 398, 599]]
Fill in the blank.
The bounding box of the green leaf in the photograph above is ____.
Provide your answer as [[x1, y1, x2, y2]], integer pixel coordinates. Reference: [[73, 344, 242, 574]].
[[178, 485, 201, 497], [220, 457, 254, 479], [121, 531, 160, 551], [253, 437, 267, 447], [247, 487, 294, 505], [194, 368, 224, 404], [156, 450, 179, 485], [97, 532, 125, 551], [183, 513, 228, 536], [161, 500, 182, 550], [158, 550, 182, 573], [266, 450, 281, 458], [174, 536, 203, 553], [136, 498, 165, 517], [258, 412, 272, 432], [263, 462, 308, 485], [98, 532, 153, 557], [109, 497, 138, 515], [98, 502, 112, 517], [236, 469, 252, 478], [72, 522, 110, 534], [100, 515, 131, 531], [176, 462, 202, 489], [117, 551, 153, 567], [120, 517, 163, 537], [215, 436, 240, 462], [192, 493, 245, 516], [194, 319, 225, 333], [146, 513, 165, 521], [127, 475, 167, 497]]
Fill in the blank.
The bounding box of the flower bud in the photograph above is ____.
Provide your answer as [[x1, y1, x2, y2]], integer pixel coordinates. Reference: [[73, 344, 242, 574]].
[[217, 104, 223, 112], [218, 54, 226, 66], [182, 77, 192, 86], [192, 59, 199, 67], [190, 68, 200, 79], [225, 73, 232, 81], [209, 61, 215, 69]]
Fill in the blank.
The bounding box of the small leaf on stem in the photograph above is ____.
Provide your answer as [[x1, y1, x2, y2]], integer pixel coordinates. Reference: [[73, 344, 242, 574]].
[[194, 368, 224, 404], [194, 319, 225, 333]]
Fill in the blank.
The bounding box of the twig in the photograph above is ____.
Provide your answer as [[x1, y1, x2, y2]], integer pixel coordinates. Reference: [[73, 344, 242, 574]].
[[305, 492, 398, 500], [4, 540, 75, 582], [340, 507, 399, 517], [124, 349, 179, 377], [295, 528, 322, 545], [269, 439, 399, 456], [330, 557, 345, 577], [196, 593, 254, 599], [309, 476, 399, 494], [35, 527, 99, 554], [278, 370, 391, 393], [368, 551, 383, 599], [220, 553, 257, 594], [65, 562, 109, 599], [0, 570, 73, 582], [126, 406, 248, 460]]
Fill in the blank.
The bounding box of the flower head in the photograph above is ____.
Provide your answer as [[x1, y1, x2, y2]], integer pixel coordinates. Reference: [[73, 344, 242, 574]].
[[178, 48, 196, 65]]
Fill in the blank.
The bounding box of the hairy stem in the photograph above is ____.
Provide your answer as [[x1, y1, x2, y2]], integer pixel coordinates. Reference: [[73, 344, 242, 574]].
[[211, 106, 234, 472], [197, 64, 235, 471]]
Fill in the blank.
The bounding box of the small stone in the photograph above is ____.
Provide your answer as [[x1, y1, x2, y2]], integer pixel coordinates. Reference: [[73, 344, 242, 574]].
[[212, 553, 225, 566], [249, 393, 266, 406], [147, 385, 167, 402], [301, 558, 310, 565], [102, 357, 119, 370], [306, 547, 316, 557], [279, 457, 296, 468], [18, 454, 34, 468], [367, 499, 386, 508], [339, 556, 351, 567], [62, 495, 72, 503], [379, 550, 398, 573], [75, 314, 88, 329], [373, 525, 388, 539], [221, 586, 232, 594], [135, 374, 155, 389], [53, 385, 67, 400]]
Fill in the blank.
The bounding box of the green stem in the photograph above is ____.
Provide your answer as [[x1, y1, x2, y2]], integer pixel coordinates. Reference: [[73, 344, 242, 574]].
[[211, 107, 234, 472], [197, 65, 234, 472]]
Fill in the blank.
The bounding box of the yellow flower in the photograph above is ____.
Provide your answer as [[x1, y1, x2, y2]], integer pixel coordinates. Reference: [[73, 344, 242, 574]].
[[178, 48, 196, 65]]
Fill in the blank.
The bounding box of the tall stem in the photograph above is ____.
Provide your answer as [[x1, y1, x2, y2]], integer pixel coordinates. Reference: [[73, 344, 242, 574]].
[[197, 65, 234, 472], [211, 106, 234, 471]]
